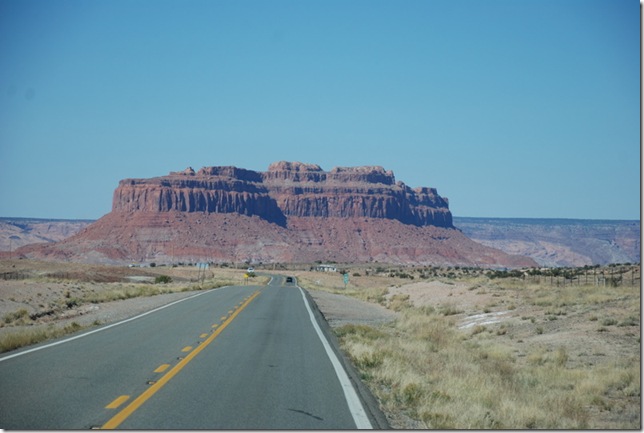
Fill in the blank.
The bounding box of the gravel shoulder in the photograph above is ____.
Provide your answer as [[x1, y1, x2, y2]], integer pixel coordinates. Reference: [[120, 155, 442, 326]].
[[306, 288, 398, 328]]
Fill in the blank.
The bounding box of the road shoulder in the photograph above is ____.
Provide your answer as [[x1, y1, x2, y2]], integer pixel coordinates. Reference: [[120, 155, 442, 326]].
[[301, 287, 393, 429]]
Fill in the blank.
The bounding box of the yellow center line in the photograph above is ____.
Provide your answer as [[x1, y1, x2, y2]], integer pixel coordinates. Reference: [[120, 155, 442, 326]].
[[101, 290, 261, 429], [181, 346, 192, 352]]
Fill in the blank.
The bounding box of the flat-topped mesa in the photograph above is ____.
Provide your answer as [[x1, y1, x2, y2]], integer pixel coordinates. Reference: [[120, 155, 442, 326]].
[[111, 161, 453, 228]]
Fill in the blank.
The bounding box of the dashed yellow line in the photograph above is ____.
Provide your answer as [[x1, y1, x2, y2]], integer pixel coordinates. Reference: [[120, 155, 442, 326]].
[[105, 395, 129, 409], [199, 333, 208, 338], [154, 364, 170, 373], [101, 290, 261, 429]]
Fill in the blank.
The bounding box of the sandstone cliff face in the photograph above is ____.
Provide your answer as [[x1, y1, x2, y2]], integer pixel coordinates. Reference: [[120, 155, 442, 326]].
[[112, 161, 453, 228], [113, 179, 286, 225]]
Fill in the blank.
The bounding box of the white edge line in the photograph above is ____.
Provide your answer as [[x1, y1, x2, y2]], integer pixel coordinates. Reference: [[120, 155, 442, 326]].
[[0, 286, 228, 363], [298, 286, 373, 429]]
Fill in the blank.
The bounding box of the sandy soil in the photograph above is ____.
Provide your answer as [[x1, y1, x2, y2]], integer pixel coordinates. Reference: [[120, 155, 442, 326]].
[[289, 267, 640, 368], [385, 278, 640, 370]]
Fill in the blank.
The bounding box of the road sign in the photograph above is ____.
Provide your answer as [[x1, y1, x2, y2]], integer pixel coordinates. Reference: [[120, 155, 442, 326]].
[[197, 262, 209, 285]]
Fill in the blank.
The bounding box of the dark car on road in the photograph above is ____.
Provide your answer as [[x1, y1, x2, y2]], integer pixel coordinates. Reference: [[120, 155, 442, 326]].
[[286, 277, 293, 284]]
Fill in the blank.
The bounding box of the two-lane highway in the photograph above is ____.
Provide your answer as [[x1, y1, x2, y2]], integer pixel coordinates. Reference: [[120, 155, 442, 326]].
[[0, 276, 377, 429]]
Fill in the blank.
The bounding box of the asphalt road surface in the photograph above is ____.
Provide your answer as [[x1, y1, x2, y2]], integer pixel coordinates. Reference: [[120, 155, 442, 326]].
[[0, 276, 383, 429]]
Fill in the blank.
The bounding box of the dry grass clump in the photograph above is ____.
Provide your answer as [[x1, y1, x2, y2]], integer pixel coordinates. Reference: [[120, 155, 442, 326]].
[[76, 280, 221, 304], [337, 304, 639, 429], [3, 308, 31, 325], [0, 321, 88, 353]]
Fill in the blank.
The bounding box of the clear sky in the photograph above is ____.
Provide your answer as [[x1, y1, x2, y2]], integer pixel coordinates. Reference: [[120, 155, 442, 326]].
[[0, 0, 640, 221]]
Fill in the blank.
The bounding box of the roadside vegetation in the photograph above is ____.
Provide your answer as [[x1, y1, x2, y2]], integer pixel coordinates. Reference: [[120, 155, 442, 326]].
[[297, 264, 640, 429], [0, 261, 257, 353], [0, 321, 90, 353]]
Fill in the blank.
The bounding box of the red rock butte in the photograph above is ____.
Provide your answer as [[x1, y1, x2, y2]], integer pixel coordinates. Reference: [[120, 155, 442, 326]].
[[15, 162, 537, 268]]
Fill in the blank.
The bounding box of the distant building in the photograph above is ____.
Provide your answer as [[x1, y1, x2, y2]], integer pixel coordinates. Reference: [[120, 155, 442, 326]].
[[314, 264, 337, 272]]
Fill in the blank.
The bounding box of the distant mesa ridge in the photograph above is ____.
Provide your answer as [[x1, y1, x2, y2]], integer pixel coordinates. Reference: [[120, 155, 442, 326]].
[[112, 161, 453, 228], [9, 161, 539, 268]]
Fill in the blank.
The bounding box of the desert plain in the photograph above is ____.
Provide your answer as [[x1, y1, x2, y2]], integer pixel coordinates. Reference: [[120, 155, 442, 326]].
[[0, 259, 640, 429]]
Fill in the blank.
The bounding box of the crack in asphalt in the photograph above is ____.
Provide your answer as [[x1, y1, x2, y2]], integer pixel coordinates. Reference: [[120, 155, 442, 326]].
[[287, 408, 324, 421]]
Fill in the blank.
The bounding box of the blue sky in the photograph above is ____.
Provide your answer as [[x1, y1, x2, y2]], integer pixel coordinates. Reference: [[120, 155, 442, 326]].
[[0, 0, 640, 220]]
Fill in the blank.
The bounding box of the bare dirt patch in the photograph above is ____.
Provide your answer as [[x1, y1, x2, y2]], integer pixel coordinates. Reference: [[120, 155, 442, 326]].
[[387, 279, 493, 311]]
